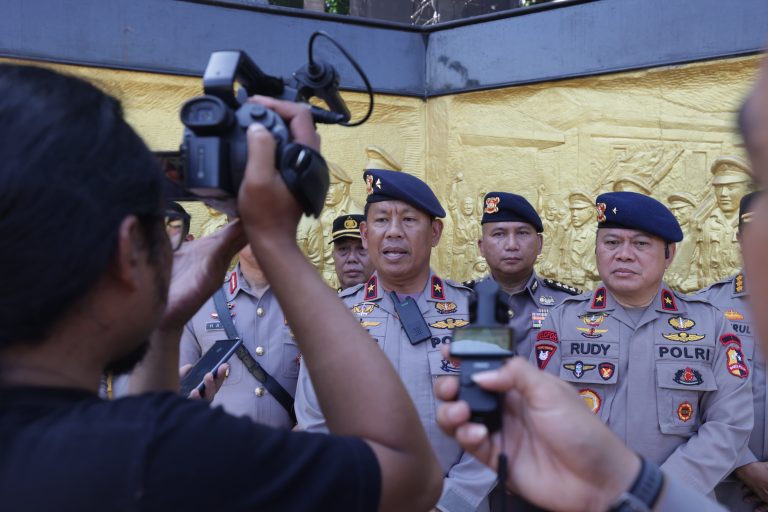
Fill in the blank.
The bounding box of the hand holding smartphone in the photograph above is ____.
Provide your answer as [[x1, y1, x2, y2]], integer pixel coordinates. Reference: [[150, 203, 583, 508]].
[[180, 338, 243, 398]]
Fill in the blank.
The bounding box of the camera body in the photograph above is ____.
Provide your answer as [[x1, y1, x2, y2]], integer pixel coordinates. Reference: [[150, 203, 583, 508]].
[[450, 279, 514, 432], [179, 50, 351, 217]]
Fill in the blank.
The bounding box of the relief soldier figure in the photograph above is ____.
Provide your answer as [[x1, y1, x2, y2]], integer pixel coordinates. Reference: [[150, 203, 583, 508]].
[[665, 192, 700, 293], [447, 172, 481, 282], [696, 156, 753, 288], [564, 190, 599, 290]]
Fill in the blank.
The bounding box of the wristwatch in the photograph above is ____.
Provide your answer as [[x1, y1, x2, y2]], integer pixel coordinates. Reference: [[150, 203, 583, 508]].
[[609, 457, 665, 512]]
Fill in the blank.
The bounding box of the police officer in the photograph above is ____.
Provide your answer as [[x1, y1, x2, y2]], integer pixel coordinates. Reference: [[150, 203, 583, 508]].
[[295, 169, 496, 512], [179, 244, 300, 427], [473, 192, 580, 360], [329, 213, 374, 291], [532, 191, 753, 495], [699, 192, 766, 510]]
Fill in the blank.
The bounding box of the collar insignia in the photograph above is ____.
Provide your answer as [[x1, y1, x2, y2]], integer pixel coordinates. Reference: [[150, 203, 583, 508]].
[[661, 289, 677, 311], [591, 288, 606, 309], [431, 275, 445, 300], [229, 272, 238, 295], [364, 275, 378, 300], [535, 344, 556, 369]]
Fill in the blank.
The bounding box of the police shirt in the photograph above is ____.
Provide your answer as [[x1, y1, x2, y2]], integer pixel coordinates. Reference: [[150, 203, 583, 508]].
[[179, 265, 300, 427], [294, 270, 496, 512], [470, 273, 579, 360], [699, 273, 766, 510], [531, 283, 753, 495]]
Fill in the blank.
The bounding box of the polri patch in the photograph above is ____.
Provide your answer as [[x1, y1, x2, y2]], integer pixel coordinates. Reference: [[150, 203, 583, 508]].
[[673, 367, 703, 386], [726, 347, 749, 378], [435, 302, 458, 314], [677, 402, 693, 422], [535, 344, 556, 370], [579, 389, 601, 414]]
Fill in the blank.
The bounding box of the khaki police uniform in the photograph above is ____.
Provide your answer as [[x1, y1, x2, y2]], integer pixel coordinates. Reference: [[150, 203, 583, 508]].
[[295, 270, 497, 512], [531, 283, 753, 494], [179, 265, 300, 427], [700, 273, 767, 509], [469, 273, 579, 360]]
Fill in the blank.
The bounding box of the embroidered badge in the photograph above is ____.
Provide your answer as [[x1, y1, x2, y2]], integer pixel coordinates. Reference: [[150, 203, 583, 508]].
[[563, 361, 596, 379], [435, 302, 458, 314], [673, 367, 704, 386], [726, 347, 749, 378], [662, 332, 705, 343], [598, 362, 615, 380], [365, 174, 374, 195], [539, 296, 555, 306], [677, 402, 693, 422], [668, 316, 695, 331], [352, 302, 376, 315], [661, 289, 677, 311], [577, 326, 608, 339], [596, 202, 607, 222], [343, 217, 358, 229], [579, 389, 601, 414], [430, 318, 469, 329], [724, 309, 745, 321], [536, 330, 559, 343], [360, 320, 382, 328], [531, 310, 547, 329], [229, 272, 237, 295], [535, 344, 556, 369], [440, 358, 461, 373], [591, 288, 606, 309], [364, 276, 378, 301], [580, 312, 609, 327], [484, 196, 500, 214], [719, 333, 742, 348], [431, 275, 445, 300]]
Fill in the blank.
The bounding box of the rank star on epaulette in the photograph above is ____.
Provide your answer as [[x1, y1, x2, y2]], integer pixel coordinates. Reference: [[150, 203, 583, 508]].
[[591, 288, 606, 309], [431, 275, 445, 300], [364, 276, 378, 300], [430, 318, 469, 329], [661, 289, 677, 311], [735, 273, 745, 293]]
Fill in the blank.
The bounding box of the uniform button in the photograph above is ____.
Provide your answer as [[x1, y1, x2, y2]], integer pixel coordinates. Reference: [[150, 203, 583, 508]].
[[256, 307, 265, 317], [254, 387, 267, 397], [255, 346, 265, 356]]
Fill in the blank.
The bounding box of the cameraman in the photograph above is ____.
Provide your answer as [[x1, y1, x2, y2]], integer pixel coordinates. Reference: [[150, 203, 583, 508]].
[[0, 64, 441, 511]]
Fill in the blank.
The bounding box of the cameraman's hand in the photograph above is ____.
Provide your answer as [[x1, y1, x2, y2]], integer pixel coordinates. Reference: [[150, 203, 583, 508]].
[[238, 96, 319, 242], [181, 363, 229, 403], [434, 354, 640, 512]]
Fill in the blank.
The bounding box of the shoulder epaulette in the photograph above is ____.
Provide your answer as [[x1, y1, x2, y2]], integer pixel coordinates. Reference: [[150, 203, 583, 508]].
[[339, 281, 365, 298], [542, 278, 582, 295], [461, 279, 476, 289], [687, 275, 733, 297], [445, 278, 473, 292]]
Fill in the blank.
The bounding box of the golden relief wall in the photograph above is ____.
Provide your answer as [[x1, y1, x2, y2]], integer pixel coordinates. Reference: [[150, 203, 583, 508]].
[[5, 55, 760, 292]]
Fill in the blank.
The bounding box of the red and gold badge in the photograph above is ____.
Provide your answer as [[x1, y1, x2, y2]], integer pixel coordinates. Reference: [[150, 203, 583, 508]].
[[484, 196, 500, 214], [596, 202, 607, 222], [579, 389, 601, 414], [727, 346, 749, 378], [677, 401, 693, 422]]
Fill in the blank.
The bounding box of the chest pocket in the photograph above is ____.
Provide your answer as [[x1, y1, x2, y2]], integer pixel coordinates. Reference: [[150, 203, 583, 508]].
[[353, 305, 388, 346], [559, 343, 619, 421], [655, 362, 717, 436]]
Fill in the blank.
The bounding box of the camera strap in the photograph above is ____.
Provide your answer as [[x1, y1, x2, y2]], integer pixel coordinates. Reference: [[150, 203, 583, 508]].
[[213, 289, 296, 424]]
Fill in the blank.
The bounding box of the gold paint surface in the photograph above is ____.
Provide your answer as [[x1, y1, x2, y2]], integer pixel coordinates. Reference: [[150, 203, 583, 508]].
[[5, 55, 759, 292]]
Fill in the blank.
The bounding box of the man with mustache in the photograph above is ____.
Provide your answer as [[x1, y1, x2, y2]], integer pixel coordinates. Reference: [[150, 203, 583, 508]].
[[472, 192, 580, 360], [295, 168, 496, 512], [330, 213, 374, 291], [531, 191, 753, 495]]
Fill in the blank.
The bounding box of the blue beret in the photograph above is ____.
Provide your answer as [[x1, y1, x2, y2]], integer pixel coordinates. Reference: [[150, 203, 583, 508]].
[[596, 191, 683, 242], [481, 192, 543, 232], [363, 169, 445, 218]]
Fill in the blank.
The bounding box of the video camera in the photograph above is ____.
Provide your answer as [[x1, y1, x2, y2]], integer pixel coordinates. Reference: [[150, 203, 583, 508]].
[[170, 33, 371, 217], [450, 279, 514, 432]]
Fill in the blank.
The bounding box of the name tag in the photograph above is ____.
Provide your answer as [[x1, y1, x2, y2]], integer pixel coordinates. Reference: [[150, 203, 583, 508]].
[[205, 321, 223, 331]]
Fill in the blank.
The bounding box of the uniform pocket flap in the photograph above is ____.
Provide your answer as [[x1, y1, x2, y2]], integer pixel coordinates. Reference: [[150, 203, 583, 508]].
[[559, 357, 618, 384], [656, 362, 717, 391]]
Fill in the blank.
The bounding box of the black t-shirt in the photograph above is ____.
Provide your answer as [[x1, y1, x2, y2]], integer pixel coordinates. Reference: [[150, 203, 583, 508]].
[[0, 387, 381, 511]]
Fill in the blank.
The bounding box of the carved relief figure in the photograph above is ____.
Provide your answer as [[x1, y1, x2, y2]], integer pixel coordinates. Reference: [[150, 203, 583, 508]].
[[536, 185, 568, 279], [563, 190, 599, 290], [447, 172, 482, 282], [696, 156, 753, 288], [665, 192, 700, 292]]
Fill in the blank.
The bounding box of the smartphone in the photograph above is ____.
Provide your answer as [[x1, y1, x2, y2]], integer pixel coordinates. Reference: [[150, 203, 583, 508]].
[[180, 338, 243, 398]]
